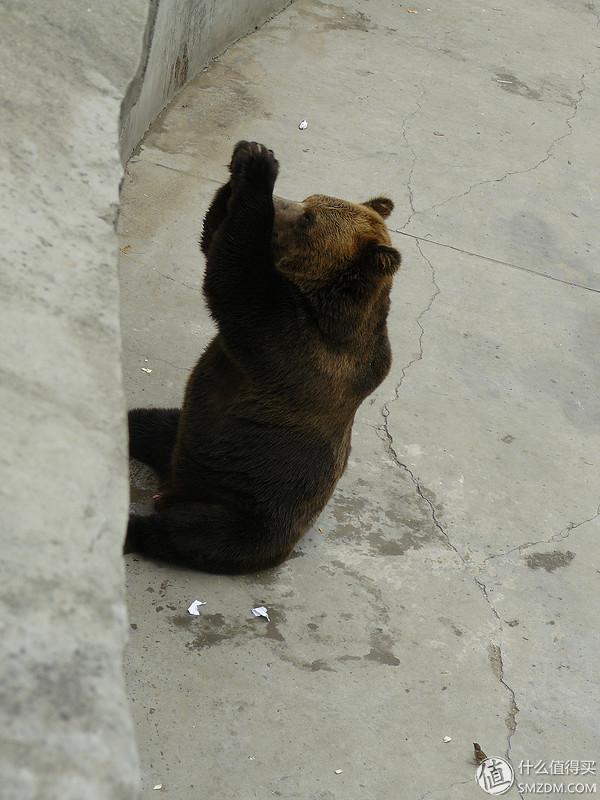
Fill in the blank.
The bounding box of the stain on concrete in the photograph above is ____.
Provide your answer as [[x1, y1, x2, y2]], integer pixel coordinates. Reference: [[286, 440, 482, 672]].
[[150, 64, 270, 153], [501, 434, 515, 444], [524, 550, 575, 571], [182, 607, 286, 650], [186, 613, 237, 649], [263, 608, 286, 642], [308, 659, 335, 672], [365, 630, 400, 666], [506, 619, 519, 627], [488, 642, 503, 681], [330, 488, 439, 556], [439, 47, 468, 63], [298, 0, 372, 32], [171, 44, 189, 91], [494, 72, 541, 100], [171, 614, 193, 629], [439, 616, 464, 637]]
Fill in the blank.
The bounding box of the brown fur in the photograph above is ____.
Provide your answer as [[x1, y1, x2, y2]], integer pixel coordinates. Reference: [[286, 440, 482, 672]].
[[125, 141, 400, 573]]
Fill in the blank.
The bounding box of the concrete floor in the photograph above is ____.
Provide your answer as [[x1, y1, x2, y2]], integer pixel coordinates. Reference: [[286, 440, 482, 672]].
[[119, 1, 600, 797]]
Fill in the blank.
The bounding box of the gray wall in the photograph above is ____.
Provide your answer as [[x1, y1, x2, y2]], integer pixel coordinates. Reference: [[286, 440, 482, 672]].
[[0, 1, 148, 798], [121, 0, 292, 162]]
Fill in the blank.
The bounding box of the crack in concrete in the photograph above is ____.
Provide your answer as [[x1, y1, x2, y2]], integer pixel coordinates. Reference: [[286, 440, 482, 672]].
[[399, 88, 426, 229], [390, 229, 600, 295], [402, 71, 588, 226], [383, 239, 440, 414], [485, 502, 600, 563], [129, 157, 223, 185], [380, 416, 462, 559], [381, 393, 526, 783], [489, 643, 521, 769], [474, 578, 501, 622], [381, 413, 522, 780], [155, 269, 199, 293], [378, 69, 597, 796], [376, 243, 463, 565], [378, 237, 523, 763]]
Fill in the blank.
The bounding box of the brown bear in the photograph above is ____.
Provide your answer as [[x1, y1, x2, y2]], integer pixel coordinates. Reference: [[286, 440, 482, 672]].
[[125, 141, 400, 573]]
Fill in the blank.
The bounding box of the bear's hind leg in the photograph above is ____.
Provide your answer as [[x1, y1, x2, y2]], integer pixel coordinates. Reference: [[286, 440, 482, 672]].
[[128, 407, 180, 475], [124, 503, 289, 574]]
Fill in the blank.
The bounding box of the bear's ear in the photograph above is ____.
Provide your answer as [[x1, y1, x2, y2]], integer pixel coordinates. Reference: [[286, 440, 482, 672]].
[[364, 243, 401, 275], [363, 197, 394, 218]]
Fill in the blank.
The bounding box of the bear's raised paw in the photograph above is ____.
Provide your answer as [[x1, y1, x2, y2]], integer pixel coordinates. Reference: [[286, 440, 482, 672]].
[[229, 140, 279, 194]]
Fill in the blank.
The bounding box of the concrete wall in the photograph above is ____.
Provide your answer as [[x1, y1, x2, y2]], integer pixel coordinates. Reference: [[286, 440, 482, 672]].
[[120, 0, 292, 162], [0, 1, 148, 798], [0, 1, 289, 798]]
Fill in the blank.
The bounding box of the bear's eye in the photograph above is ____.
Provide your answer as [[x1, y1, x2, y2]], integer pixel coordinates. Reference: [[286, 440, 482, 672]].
[[300, 211, 314, 226]]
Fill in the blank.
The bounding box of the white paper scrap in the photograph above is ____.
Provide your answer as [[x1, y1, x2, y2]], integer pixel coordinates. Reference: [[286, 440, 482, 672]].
[[187, 600, 207, 616], [298, 119, 308, 130], [251, 606, 270, 622], [443, 736, 452, 743], [141, 367, 153, 374], [335, 769, 343, 775], [153, 785, 163, 791]]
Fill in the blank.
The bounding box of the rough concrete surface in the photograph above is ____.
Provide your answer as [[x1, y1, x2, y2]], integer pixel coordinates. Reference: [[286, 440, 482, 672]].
[[119, 1, 600, 797], [0, 1, 148, 798], [120, 0, 292, 162]]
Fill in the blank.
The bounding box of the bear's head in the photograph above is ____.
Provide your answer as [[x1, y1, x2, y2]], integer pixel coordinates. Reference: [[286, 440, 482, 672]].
[[272, 194, 400, 341]]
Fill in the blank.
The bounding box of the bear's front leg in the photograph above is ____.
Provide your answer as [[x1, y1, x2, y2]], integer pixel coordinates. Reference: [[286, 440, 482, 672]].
[[202, 143, 283, 348], [200, 181, 231, 256]]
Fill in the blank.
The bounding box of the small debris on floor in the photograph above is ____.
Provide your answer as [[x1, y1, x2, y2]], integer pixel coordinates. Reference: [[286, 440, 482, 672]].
[[251, 606, 270, 622], [474, 742, 487, 764], [141, 367, 153, 374], [187, 600, 207, 616], [335, 769, 343, 775], [120, 244, 131, 255], [433, 131, 445, 136], [407, 8, 418, 13], [153, 785, 163, 791], [298, 119, 308, 130], [443, 736, 452, 743]]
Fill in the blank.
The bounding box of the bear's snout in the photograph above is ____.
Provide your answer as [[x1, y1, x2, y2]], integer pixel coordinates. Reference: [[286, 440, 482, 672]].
[[272, 195, 304, 257]]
